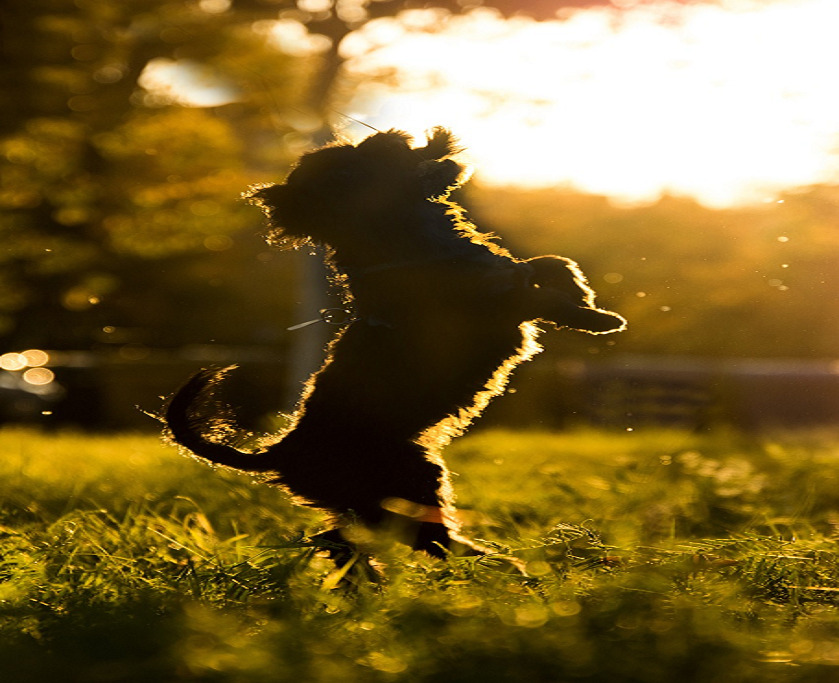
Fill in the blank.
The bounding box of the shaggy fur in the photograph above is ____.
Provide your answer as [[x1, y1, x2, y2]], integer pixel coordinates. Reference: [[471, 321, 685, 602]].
[[165, 128, 625, 565]]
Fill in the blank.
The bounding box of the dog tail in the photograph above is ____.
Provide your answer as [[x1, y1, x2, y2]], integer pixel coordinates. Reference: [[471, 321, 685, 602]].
[[165, 366, 278, 473]]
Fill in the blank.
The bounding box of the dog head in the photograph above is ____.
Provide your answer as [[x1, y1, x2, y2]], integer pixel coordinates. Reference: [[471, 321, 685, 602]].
[[248, 128, 465, 247]]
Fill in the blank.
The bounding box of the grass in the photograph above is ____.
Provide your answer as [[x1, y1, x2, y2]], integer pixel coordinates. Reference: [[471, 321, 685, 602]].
[[3, 427, 839, 681]]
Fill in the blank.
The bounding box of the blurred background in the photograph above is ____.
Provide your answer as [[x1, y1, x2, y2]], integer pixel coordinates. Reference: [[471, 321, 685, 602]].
[[2, 0, 838, 432]]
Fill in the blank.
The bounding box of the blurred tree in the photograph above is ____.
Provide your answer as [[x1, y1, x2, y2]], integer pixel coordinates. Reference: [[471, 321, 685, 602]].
[[0, 0, 312, 349], [0, 0, 616, 353], [2, 0, 833, 364]]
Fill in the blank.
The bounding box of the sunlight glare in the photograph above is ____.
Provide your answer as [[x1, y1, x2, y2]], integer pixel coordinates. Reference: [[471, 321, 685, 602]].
[[264, 19, 333, 56], [138, 59, 240, 107], [340, 0, 839, 207], [0, 353, 27, 372], [22, 368, 55, 386], [21, 349, 49, 368]]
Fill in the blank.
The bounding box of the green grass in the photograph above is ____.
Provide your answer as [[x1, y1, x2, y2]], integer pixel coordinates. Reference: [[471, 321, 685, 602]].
[[3, 427, 839, 681]]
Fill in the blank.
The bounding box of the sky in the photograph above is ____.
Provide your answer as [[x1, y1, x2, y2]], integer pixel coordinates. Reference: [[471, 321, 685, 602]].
[[142, 0, 839, 209], [336, 0, 839, 207]]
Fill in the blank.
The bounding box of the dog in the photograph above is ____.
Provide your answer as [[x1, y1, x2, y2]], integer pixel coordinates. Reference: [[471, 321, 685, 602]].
[[165, 127, 625, 571]]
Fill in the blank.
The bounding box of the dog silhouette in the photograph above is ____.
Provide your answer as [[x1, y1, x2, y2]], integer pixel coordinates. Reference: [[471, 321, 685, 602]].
[[166, 128, 625, 570]]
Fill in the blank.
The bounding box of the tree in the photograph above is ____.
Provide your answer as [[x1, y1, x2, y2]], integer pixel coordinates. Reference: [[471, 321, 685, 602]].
[[0, 0, 314, 350]]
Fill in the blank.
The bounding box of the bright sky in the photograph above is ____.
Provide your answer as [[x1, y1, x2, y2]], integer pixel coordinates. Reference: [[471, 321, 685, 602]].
[[140, 0, 839, 208], [337, 0, 839, 207]]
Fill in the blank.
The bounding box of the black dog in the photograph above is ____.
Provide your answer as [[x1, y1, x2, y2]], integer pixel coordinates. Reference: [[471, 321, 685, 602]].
[[166, 128, 625, 567]]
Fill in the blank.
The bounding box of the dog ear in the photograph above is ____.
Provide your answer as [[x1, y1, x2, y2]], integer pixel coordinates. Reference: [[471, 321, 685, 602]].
[[245, 183, 300, 235], [246, 183, 287, 217], [414, 127, 460, 160], [247, 183, 283, 206]]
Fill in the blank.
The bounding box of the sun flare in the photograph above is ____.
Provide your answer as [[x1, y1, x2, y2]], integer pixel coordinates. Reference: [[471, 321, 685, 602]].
[[339, 0, 839, 207]]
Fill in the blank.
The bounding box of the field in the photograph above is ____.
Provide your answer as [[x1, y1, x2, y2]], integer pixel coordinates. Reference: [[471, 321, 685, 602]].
[[3, 427, 839, 682]]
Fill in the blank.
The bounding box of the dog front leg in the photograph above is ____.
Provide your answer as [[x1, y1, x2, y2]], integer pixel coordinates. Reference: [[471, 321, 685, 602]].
[[527, 286, 626, 334], [523, 255, 626, 334]]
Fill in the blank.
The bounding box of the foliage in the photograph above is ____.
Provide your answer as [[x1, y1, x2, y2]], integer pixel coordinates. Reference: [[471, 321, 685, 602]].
[[3, 427, 839, 681], [1, 0, 310, 349]]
